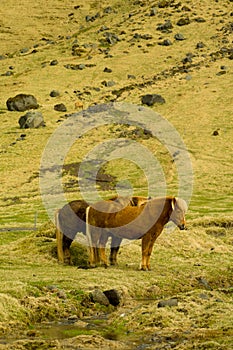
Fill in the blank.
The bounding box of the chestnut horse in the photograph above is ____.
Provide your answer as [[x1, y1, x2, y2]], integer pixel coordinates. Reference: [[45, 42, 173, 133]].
[[55, 196, 149, 264], [86, 196, 187, 270]]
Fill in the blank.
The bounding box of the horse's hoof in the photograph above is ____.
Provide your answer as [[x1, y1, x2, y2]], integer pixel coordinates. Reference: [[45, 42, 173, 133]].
[[140, 266, 147, 271]]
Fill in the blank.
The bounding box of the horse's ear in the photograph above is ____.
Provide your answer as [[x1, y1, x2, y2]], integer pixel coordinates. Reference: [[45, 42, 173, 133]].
[[171, 197, 176, 210]]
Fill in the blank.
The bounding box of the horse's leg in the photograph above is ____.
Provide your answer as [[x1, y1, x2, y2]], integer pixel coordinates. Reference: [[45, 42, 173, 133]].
[[63, 235, 73, 265], [141, 231, 161, 270], [99, 232, 110, 268], [88, 229, 101, 267], [55, 209, 64, 263], [110, 235, 123, 265], [86, 206, 97, 267]]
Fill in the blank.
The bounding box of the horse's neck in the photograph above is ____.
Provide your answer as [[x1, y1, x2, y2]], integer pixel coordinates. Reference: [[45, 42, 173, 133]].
[[148, 198, 171, 226]]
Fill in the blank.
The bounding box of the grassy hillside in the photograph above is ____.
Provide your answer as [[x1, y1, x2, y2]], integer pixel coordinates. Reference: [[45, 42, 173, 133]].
[[0, 0, 232, 348]]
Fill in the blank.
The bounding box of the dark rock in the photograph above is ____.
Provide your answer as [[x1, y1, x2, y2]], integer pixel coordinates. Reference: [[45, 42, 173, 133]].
[[182, 5, 191, 11], [174, 33, 185, 41], [159, 39, 172, 46], [141, 94, 166, 106], [196, 42, 205, 49], [212, 129, 219, 136], [103, 32, 120, 45], [20, 47, 29, 54], [50, 90, 60, 97], [103, 67, 112, 73], [18, 111, 45, 129], [150, 8, 157, 16], [158, 298, 178, 308], [85, 15, 93, 22], [50, 59, 58, 66], [139, 34, 153, 40], [54, 103, 67, 112], [104, 6, 113, 14], [90, 289, 110, 306], [216, 71, 226, 76], [182, 54, 193, 64], [128, 74, 136, 79], [78, 64, 86, 70], [197, 277, 212, 290], [1, 71, 13, 76], [158, 0, 171, 8], [85, 13, 100, 22], [7, 94, 39, 111], [195, 17, 206, 23], [101, 80, 116, 87], [98, 25, 109, 32], [157, 20, 173, 32], [177, 17, 190, 26], [103, 289, 122, 306]]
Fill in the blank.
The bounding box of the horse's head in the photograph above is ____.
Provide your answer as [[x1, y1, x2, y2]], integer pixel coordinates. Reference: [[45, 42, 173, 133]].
[[170, 197, 188, 230]]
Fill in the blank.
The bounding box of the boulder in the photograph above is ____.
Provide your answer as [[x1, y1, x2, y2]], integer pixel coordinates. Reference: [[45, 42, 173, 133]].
[[90, 289, 110, 306], [54, 103, 67, 112], [141, 94, 166, 106], [103, 289, 122, 306], [6, 93, 39, 111], [18, 111, 45, 129], [177, 17, 190, 26]]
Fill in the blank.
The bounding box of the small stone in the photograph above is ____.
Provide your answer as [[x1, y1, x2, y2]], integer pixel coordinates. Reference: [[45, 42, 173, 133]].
[[157, 20, 173, 32], [103, 289, 122, 306], [128, 74, 136, 79], [54, 103, 67, 112], [19, 111, 45, 129], [2, 71, 13, 76], [104, 6, 113, 14], [177, 17, 190, 26], [196, 42, 205, 49], [101, 80, 116, 87], [159, 39, 172, 46], [216, 71, 226, 76], [158, 298, 178, 308], [50, 59, 58, 66], [90, 289, 110, 306], [78, 64, 86, 70], [195, 17, 206, 23], [174, 33, 185, 40], [20, 47, 29, 54], [50, 90, 60, 97], [197, 277, 212, 290], [212, 129, 219, 136], [150, 8, 157, 16], [103, 67, 112, 73], [141, 94, 166, 106], [57, 289, 67, 299], [185, 75, 192, 81]]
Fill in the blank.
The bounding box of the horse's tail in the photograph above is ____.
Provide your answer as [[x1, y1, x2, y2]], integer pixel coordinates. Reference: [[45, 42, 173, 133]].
[[55, 209, 64, 263]]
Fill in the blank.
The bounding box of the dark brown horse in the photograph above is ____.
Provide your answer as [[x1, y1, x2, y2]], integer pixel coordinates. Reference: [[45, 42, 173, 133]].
[[86, 196, 188, 270], [55, 196, 149, 264]]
